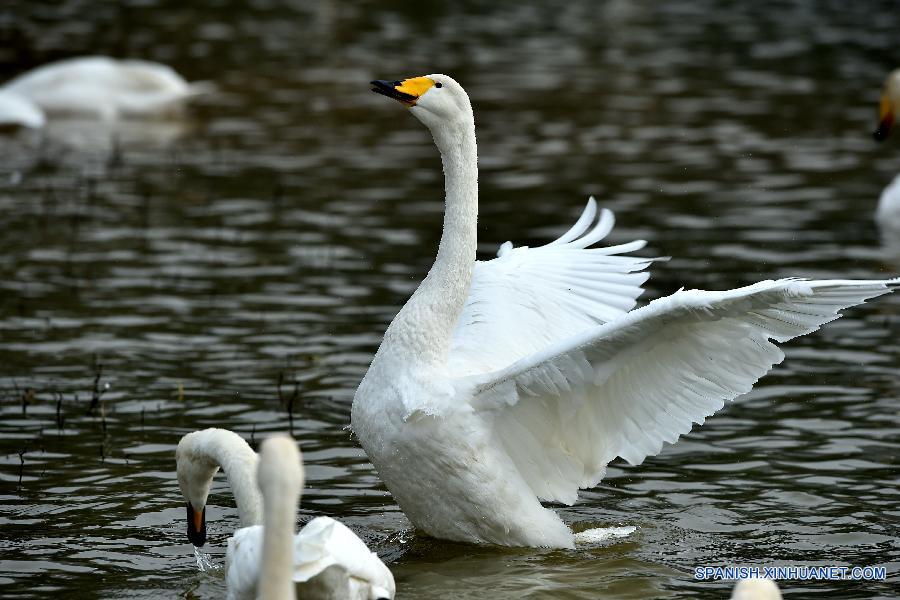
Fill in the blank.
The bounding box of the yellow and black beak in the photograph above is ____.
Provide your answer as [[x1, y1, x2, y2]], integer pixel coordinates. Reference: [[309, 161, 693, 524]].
[[371, 77, 436, 106], [186, 502, 207, 547], [874, 93, 894, 142]]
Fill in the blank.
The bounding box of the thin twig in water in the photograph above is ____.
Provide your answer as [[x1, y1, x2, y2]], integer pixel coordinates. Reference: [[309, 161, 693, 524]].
[[17, 448, 25, 486], [21, 388, 34, 416], [287, 380, 299, 437], [55, 392, 64, 433], [87, 355, 107, 415], [276, 371, 285, 410]]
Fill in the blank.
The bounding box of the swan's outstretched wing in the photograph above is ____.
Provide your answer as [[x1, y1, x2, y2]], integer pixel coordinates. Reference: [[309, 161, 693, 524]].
[[463, 278, 897, 505], [448, 198, 659, 377]]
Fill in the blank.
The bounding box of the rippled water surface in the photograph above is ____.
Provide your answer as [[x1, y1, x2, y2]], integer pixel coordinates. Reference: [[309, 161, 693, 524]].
[[1, 1, 899, 598]]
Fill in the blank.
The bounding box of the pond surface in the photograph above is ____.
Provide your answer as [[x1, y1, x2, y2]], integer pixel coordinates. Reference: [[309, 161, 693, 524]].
[[1, 1, 898, 598]]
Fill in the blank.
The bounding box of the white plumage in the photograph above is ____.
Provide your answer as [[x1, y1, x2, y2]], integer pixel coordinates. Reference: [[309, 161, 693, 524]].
[[0, 56, 208, 127], [227, 516, 395, 600], [731, 578, 783, 600], [0, 89, 45, 128], [353, 74, 899, 548], [175, 428, 395, 600], [877, 174, 900, 231]]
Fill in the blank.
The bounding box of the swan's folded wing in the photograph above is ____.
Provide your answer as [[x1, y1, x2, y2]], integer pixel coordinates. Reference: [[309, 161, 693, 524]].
[[448, 198, 659, 377], [294, 517, 394, 595], [226, 526, 263, 600], [466, 278, 898, 505]]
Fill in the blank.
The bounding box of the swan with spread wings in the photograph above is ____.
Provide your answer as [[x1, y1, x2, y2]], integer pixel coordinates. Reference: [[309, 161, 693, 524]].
[[352, 74, 898, 548]]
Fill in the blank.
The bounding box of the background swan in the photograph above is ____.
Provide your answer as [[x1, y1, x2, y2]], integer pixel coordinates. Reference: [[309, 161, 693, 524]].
[[175, 428, 395, 600], [731, 578, 782, 600], [873, 68, 899, 142], [877, 174, 900, 232], [0, 56, 208, 126], [0, 89, 44, 128], [875, 69, 900, 231], [352, 74, 900, 549]]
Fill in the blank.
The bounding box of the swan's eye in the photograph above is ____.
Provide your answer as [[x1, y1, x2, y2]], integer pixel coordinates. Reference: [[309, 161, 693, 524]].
[[434, 82, 443, 88]]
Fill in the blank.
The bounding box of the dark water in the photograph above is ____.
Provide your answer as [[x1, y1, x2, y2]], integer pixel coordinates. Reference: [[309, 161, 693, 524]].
[[1, 1, 898, 598]]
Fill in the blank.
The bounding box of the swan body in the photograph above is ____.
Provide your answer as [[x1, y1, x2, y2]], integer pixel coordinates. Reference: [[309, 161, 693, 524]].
[[874, 68, 900, 142], [0, 56, 207, 126], [352, 74, 900, 548], [877, 174, 900, 231], [875, 70, 900, 231], [175, 428, 395, 600], [0, 90, 44, 128], [731, 578, 782, 600]]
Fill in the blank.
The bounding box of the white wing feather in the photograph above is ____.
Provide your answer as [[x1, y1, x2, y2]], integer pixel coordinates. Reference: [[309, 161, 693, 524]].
[[448, 198, 660, 377], [294, 516, 395, 595], [226, 525, 264, 600], [466, 278, 898, 505], [223, 519, 395, 600]]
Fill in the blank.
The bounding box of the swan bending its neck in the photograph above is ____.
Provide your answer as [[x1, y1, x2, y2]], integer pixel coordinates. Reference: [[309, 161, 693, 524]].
[[176, 429, 397, 599], [176, 428, 262, 544], [257, 435, 303, 600], [374, 76, 478, 367]]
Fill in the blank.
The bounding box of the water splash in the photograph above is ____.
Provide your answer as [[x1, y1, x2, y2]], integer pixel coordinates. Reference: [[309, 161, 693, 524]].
[[193, 547, 220, 573], [573, 525, 637, 545]]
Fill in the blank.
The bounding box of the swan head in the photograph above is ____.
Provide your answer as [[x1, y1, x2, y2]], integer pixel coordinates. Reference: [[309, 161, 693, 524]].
[[175, 428, 262, 547], [730, 578, 782, 600], [176, 431, 220, 547], [874, 68, 900, 141], [371, 74, 472, 131]]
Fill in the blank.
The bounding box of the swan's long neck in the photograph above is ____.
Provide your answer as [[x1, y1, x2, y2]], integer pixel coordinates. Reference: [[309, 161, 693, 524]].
[[384, 115, 478, 366], [258, 483, 299, 600], [178, 429, 263, 527]]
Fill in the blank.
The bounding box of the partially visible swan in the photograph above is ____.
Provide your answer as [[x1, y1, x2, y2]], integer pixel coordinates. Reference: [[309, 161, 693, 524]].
[[352, 74, 900, 549], [175, 428, 395, 600], [874, 69, 900, 231], [0, 56, 208, 127], [256, 434, 303, 600], [731, 578, 782, 600], [876, 174, 900, 231], [873, 68, 900, 142], [0, 90, 44, 129]]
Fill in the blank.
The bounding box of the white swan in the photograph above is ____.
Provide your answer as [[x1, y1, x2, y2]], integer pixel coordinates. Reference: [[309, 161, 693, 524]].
[[877, 174, 900, 231], [875, 69, 900, 230], [0, 89, 44, 129], [0, 56, 208, 126], [175, 428, 395, 600], [731, 578, 782, 600], [256, 434, 303, 600], [873, 68, 900, 142], [352, 74, 899, 549]]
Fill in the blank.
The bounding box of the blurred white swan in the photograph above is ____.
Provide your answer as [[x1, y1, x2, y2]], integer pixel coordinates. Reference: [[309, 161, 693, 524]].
[[352, 74, 900, 549], [0, 89, 45, 128], [877, 174, 900, 232], [0, 56, 209, 127], [875, 69, 900, 232], [176, 428, 395, 600], [731, 578, 782, 600]]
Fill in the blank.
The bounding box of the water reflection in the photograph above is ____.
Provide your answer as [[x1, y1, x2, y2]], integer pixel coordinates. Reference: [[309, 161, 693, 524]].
[[1, 0, 898, 598]]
